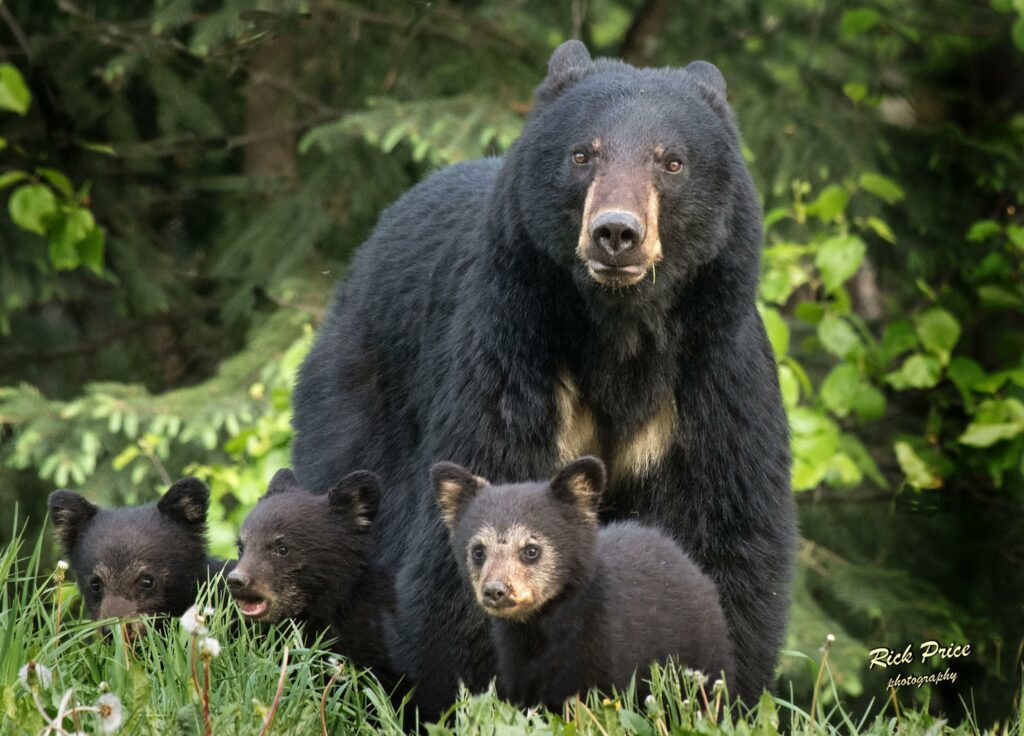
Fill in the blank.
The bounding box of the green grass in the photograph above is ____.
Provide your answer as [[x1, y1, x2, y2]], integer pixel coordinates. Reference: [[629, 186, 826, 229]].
[[1, 527, 1019, 735]]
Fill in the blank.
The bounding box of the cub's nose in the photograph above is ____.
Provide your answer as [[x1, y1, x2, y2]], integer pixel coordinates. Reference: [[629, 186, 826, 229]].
[[589, 211, 645, 256], [226, 570, 251, 591], [482, 580, 510, 606]]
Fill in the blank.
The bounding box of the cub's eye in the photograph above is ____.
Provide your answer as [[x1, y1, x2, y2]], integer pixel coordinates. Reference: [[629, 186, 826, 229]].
[[664, 159, 683, 174], [276, 544, 289, 557], [471, 544, 486, 564], [236, 540, 244, 556], [521, 544, 541, 563], [139, 574, 155, 590], [571, 150, 590, 165], [89, 576, 102, 593]]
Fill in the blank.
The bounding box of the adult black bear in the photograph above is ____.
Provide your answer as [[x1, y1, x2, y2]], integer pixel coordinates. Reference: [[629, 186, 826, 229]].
[[434, 456, 734, 710], [292, 40, 796, 714]]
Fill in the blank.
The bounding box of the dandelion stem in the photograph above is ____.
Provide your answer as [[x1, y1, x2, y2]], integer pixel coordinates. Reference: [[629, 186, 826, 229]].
[[810, 635, 834, 726], [203, 658, 212, 736], [190, 634, 203, 701], [258, 646, 289, 736], [319, 668, 342, 736]]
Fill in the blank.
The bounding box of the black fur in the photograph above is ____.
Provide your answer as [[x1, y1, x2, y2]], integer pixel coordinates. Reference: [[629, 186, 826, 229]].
[[292, 41, 796, 713], [438, 457, 734, 709], [47, 477, 226, 621], [229, 469, 394, 678]]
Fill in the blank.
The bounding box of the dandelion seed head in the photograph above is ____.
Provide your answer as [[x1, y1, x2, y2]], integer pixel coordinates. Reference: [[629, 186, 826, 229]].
[[97, 692, 124, 733], [18, 661, 53, 690], [712, 678, 725, 694], [198, 637, 221, 659], [56, 560, 70, 572], [826, 633, 836, 644], [180, 605, 208, 636]]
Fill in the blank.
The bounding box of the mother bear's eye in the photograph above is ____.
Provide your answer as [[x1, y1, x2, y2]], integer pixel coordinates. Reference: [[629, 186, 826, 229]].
[[571, 150, 590, 165], [664, 158, 683, 174]]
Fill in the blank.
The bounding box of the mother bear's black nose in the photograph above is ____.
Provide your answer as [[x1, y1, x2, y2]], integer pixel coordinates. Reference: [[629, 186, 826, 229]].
[[589, 211, 644, 256]]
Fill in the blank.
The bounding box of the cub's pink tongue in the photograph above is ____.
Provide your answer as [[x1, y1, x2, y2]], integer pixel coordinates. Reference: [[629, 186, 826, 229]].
[[237, 599, 267, 617]]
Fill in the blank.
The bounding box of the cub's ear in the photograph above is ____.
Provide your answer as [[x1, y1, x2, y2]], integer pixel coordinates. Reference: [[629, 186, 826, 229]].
[[550, 456, 606, 522], [158, 477, 210, 527], [327, 471, 382, 528], [48, 490, 99, 554], [432, 462, 487, 533], [683, 61, 728, 114], [264, 468, 301, 498], [535, 39, 594, 108]]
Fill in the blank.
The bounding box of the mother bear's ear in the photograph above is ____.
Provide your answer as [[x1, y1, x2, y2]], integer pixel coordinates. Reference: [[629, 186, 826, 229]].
[[432, 462, 488, 533], [534, 40, 594, 108], [683, 60, 729, 117]]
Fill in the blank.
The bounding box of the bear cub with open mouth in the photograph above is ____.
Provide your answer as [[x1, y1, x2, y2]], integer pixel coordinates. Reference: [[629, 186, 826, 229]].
[[435, 456, 734, 709], [228, 468, 394, 680]]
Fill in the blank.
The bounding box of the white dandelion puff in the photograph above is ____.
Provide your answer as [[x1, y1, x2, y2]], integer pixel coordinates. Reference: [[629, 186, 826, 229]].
[[97, 692, 124, 733], [18, 661, 53, 690], [198, 636, 221, 659], [56, 560, 70, 572], [180, 605, 208, 636]]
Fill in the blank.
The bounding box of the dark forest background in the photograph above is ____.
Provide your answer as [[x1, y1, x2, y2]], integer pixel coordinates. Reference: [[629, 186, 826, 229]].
[[0, 0, 1022, 724]]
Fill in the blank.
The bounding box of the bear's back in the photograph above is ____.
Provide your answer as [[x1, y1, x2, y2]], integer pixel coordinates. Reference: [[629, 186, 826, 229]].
[[596, 521, 734, 687]]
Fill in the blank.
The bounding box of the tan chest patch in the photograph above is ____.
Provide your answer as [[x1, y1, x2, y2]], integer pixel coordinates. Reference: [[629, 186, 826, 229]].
[[553, 371, 678, 482]]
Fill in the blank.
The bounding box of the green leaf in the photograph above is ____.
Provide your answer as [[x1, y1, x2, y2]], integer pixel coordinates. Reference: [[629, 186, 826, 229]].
[[858, 172, 905, 204], [879, 320, 918, 364], [77, 227, 105, 274], [966, 219, 1002, 242], [0, 64, 31, 115], [819, 364, 860, 418], [885, 354, 942, 390], [1013, 15, 1024, 51], [806, 185, 849, 222], [864, 216, 895, 243], [618, 709, 654, 736], [978, 284, 1023, 310], [947, 357, 986, 406], [818, 315, 862, 359], [0, 171, 27, 189], [48, 207, 95, 270], [815, 235, 866, 292], [779, 364, 800, 409], [826, 452, 862, 487], [958, 421, 1024, 447], [36, 168, 74, 197], [913, 308, 960, 365], [1006, 224, 1024, 250], [759, 305, 790, 360], [843, 82, 867, 103], [851, 383, 886, 422], [8, 184, 57, 235], [894, 441, 942, 489], [840, 8, 883, 39], [841, 433, 888, 488]]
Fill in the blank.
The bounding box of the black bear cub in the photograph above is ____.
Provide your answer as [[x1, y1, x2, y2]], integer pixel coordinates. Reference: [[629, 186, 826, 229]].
[[434, 456, 734, 709], [227, 469, 394, 678], [48, 477, 229, 629]]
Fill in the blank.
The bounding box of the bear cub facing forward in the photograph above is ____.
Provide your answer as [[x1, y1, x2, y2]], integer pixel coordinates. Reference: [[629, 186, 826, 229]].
[[227, 469, 394, 678], [48, 477, 230, 628], [434, 457, 734, 709]]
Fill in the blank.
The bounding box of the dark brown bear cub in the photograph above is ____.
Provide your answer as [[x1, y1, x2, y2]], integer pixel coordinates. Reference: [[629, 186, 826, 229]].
[[48, 477, 229, 628], [434, 456, 734, 709], [227, 469, 394, 680]]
